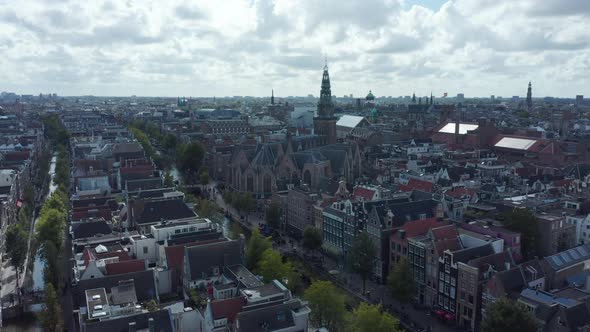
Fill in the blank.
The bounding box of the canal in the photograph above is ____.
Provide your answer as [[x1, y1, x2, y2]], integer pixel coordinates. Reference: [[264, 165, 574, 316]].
[[31, 155, 58, 291]]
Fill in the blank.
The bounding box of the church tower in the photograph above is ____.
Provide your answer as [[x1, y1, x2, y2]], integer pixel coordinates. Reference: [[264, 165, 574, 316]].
[[314, 62, 337, 145], [526, 81, 532, 111]]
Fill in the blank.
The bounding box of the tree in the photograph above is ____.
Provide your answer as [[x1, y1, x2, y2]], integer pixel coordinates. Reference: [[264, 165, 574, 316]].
[[162, 133, 178, 151], [196, 199, 223, 223], [5, 224, 27, 286], [245, 229, 272, 270], [387, 258, 415, 303], [347, 232, 376, 293], [42, 240, 61, 289], [164, 170, 174, 187], [257, 249, 291, 282], [145, 299, 159, 312], [184, 193, 198, 204], [346, 303, 401, 332], [481, 298, 538, 332], [36, 208, 67, 251], [236, 193, 256, 214], [200, 170, 210, 186], [196, 199, 217, 217], [501, 209, 540, 260], [304, 280, 346, 331], [229, 222, 244, 240], [177, 142, 205, 183], [303, 227, 323, 251], [265, 201, 283, 229], [38, 283, 63, 332]]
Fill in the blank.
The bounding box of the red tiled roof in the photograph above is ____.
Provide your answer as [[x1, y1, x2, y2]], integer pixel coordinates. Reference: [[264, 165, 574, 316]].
[[430, 224, 458, 241], [105, 259, 146, 275], [352, 187, 376, 201], [445, 187, 476, 199], [319, 197, 337, 208], [3, 151, 30, 161], [82, 245, 131, 266], [553, 179, 574, 187], [398, 218, 444, 238], [399, 178, 434, 193], [434, 237, 462, 254], [210, 297, 246, 322]]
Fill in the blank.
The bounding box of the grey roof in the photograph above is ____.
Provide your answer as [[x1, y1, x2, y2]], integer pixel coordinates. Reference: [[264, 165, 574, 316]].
[[496, 267, 526, 297], [73, 270, 156, 308], [252, 144, 278, 167], [137, 198, 195, 224], [72, 220, 112, 239], [544, 244, 590, 271], [235, 300, 299, 332], [452, 244, 495, 263], [111, 279, 138, 305], [112, 142, 144, 154], [373, 199, 439, 227], [185, 240, 242, 280], [126, 178, 163, 192], [84, 309, 173, 332]]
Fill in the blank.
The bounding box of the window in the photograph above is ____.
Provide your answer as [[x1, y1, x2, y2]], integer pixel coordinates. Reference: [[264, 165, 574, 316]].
[[175, 229, 181, 234], [468, 295, 474, 304], [143, 246, 148, 254]]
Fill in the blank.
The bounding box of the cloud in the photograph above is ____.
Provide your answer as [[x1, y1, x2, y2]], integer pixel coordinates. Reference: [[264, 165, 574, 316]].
[[0, 0, 588, 97], [175, 4, 205, 20]]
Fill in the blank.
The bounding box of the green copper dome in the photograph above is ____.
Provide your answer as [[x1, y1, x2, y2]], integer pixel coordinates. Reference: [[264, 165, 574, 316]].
[[366, 90, 375, 100]]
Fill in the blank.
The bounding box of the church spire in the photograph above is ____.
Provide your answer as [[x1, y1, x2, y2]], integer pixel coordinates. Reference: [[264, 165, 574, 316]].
[[430, 92, 433, 105], [271, 89, 275, 105], [412, 93, 416, 104], [317, 61, 334, 117], [314, 60, 337, 145], [526, 81, 532, 111]]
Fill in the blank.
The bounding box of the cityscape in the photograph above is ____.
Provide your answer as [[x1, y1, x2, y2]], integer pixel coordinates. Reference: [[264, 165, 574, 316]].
[[1, 1, 590, 332]]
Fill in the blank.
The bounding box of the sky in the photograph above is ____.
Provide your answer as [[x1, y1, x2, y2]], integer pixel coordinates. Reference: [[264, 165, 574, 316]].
[[1, 0, 589, 98]]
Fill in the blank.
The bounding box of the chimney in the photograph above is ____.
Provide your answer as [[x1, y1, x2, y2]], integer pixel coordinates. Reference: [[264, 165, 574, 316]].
[[454, 121, 460, 144], [399, 229, 406, 239], [148, 318, 155, 332], [128, 322, 136, 332]]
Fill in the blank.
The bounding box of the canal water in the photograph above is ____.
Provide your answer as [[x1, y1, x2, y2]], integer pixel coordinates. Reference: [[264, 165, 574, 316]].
[[31, 155, 58, 291]]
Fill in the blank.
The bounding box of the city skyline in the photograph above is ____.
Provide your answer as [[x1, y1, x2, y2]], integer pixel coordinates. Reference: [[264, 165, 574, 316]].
[[1, 0, 589, 98]]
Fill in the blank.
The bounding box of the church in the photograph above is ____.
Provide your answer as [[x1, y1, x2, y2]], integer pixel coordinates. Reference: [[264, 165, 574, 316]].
[[226, 64, 362, 198]]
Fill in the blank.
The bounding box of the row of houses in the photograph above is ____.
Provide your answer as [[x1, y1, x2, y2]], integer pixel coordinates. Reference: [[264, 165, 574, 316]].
[[63, 110, 311, 332]]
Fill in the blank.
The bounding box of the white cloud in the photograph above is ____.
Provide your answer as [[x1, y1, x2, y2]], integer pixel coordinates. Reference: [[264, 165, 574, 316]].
[[0, 0, 588, 97]]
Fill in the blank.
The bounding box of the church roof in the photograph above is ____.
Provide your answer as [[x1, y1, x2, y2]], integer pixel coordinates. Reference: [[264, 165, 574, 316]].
[[252, 144, 278, 167], [366, 90, 375, 100]]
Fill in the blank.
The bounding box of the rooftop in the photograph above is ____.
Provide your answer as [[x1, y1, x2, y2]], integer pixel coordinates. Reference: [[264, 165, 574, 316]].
[[85, 288, 110, 320], [544, 244, 590, 271], [438, 122, 479, 135]]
